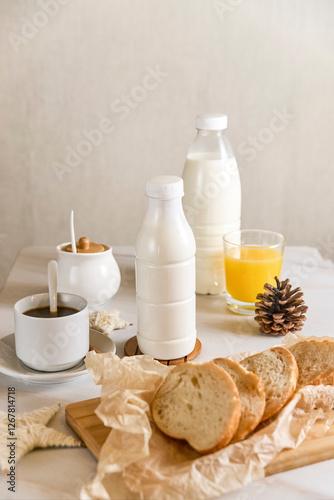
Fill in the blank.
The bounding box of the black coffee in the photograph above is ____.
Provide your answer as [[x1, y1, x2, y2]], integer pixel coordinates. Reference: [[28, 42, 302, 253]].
[[23, 306, 79, 318]]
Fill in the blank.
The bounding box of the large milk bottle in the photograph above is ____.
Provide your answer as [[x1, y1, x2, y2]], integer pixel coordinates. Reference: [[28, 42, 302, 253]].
[[182, 114, 241, 295], [135, 175, 197, 360]]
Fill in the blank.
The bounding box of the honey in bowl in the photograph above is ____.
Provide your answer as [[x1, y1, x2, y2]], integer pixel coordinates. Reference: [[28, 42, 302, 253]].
[[23, 306, 79, 318]]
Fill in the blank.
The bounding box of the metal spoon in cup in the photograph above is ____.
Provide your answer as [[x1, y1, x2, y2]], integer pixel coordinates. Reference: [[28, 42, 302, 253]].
[[48, 260, 58, 315]]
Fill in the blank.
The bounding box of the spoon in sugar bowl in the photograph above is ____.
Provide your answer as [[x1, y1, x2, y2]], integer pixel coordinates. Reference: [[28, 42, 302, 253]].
[[56, 212, 121, 307], [70, 210, 77, 254]]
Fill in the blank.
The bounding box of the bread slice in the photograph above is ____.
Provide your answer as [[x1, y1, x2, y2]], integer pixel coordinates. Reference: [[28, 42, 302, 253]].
[[151, 362, 241, 454], [287, 340, 334, 388], [212, 358, 265, 441], [309, 370, 334, 386], [240, 346, 298, 421]]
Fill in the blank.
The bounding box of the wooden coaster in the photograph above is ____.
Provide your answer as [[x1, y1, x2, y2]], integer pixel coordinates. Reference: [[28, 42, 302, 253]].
[[124, 336, 202, 365]]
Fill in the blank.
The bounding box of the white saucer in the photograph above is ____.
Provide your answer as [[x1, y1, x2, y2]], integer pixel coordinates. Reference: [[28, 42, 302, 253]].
[[0, 329, 116, 384]]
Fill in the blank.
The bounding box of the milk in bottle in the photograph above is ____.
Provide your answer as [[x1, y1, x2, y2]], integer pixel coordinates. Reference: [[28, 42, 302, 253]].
[[135, 176, 197, 360], [182, 114, 241, 295]]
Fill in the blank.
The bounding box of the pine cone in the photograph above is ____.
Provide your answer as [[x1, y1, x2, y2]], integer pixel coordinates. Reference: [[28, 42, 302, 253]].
[[254, 276, 308, 335]]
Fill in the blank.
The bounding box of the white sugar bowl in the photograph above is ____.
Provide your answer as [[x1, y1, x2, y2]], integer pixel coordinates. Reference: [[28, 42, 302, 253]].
[[57, 237, 121, 308]]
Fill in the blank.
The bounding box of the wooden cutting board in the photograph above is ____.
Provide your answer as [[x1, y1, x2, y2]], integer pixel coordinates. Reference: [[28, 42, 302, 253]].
[[65, 398, 334, 476]]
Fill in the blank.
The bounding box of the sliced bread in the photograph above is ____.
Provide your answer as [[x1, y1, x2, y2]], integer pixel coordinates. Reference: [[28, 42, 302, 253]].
[[308, 370, 334, 386], [240, 346, 298, 421], [212, 358, 265, 441], [151, 362, 241, 454], [287, 340, 334, 388]]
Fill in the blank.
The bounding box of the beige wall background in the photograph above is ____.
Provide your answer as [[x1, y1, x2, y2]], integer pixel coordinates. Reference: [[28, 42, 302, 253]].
[[1, 0, 334, 289]]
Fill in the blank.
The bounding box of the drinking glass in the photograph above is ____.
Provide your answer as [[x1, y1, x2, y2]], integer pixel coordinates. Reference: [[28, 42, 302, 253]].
[[223, 229, 285, 315]]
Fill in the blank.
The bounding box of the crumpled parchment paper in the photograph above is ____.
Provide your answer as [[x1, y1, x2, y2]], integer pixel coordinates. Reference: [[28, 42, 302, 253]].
[[80, 334, 334, 500]]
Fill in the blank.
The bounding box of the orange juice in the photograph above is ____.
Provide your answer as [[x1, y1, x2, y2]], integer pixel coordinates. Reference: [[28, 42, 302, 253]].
[[224, 247, 283, 303]]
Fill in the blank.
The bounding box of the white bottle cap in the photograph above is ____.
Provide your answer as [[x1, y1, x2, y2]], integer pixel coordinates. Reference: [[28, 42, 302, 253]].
[[195, 113, 228, 131], [145, 176, 184, 199]]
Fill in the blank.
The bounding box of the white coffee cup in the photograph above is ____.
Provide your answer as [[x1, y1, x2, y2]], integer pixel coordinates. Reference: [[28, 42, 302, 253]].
[[14, 292, 89, 372]]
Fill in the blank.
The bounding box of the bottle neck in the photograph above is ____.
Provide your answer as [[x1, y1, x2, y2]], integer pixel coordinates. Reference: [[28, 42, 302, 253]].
[[197, 129, 224, 137], [188, 128, 232, 159], [144, 196, 185, 225], [147, 196, 183, 211]]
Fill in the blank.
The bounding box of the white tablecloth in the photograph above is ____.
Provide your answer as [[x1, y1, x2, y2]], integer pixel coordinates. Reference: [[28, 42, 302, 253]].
[[0, 246, 333, 500]]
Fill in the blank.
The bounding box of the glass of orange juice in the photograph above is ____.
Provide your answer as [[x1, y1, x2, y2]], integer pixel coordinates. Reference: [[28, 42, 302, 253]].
[[223, 229, 285, 315]]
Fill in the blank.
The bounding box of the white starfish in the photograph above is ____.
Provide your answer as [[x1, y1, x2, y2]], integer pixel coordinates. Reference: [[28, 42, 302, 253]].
[[0, 403, 82, 471]]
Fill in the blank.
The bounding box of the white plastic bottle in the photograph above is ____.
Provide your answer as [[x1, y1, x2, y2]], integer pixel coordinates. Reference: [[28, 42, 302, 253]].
[[182, 114, 241, 295], [135, 175, 197, 360]]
